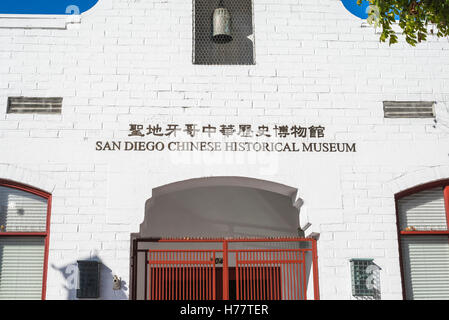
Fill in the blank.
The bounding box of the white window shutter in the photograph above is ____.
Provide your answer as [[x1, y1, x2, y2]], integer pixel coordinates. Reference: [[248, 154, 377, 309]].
[[0, 237, 45, 300], [398, 187, 447, 231], [401, 236, 449, 300], [0, 186, 48, 232]]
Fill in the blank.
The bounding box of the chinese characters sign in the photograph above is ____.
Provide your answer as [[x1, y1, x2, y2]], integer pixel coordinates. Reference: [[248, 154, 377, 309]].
[[96, 123, 356, 153], [127, 124, 326, 139]]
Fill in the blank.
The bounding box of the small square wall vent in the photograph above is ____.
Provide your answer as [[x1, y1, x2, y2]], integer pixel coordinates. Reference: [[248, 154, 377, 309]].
[[7, 97, 63, 114], [76, 260, 100, 299], [383, 101, 435, 118]]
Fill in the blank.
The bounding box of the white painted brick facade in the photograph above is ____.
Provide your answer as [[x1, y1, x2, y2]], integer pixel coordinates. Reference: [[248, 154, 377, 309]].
[[0, 0, 449, 300]]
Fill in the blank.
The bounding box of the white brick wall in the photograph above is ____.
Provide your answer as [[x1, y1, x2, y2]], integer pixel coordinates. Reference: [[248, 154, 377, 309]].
[[1, 0, 449, 300]]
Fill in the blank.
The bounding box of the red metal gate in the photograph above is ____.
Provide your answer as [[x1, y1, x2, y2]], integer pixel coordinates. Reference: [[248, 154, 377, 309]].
[[147, 250, 219, 300], [144, 238, 319, 300]]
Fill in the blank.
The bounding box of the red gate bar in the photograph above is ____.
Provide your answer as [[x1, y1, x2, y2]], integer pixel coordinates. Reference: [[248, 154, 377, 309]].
[[145, 237, 320, 300], [222, 241, 229, 300], [312, 239, 320, 300]]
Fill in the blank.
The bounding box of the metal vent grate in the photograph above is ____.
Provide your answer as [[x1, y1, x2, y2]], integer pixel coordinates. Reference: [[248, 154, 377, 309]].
[[383, 101, 435, 118], [350, 259, 381, 300], [7, 97, 63, 114], [193, 0, 255, 65]]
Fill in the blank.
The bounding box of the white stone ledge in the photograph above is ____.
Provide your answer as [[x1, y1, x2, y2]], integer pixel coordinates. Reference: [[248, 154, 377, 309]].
[[0, 14, 81, 30]]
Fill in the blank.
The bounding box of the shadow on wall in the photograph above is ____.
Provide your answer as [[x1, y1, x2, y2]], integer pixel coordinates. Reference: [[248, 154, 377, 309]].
[[51, 254, 128, 300]]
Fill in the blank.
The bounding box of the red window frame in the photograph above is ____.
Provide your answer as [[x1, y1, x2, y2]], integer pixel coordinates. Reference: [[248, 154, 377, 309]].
[[0, 179, 52, 300], [395, 179, 449, 300]]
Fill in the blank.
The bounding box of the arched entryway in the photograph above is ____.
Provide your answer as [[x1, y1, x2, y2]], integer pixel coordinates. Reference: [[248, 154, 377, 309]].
[[130, 177, 319, 300]]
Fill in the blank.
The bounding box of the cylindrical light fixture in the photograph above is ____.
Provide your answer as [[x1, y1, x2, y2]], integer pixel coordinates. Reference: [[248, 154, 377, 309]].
[[212, 0, 232, 43]]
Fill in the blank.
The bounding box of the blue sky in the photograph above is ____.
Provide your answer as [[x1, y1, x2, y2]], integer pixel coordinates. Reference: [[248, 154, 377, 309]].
[[341, 0, 370, 19], [0, 0, 368, 17], [0, 0, 99, 15]]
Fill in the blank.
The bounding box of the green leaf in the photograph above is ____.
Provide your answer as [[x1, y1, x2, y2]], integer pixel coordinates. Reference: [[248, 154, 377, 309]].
[[358, 0, 449, 46]]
